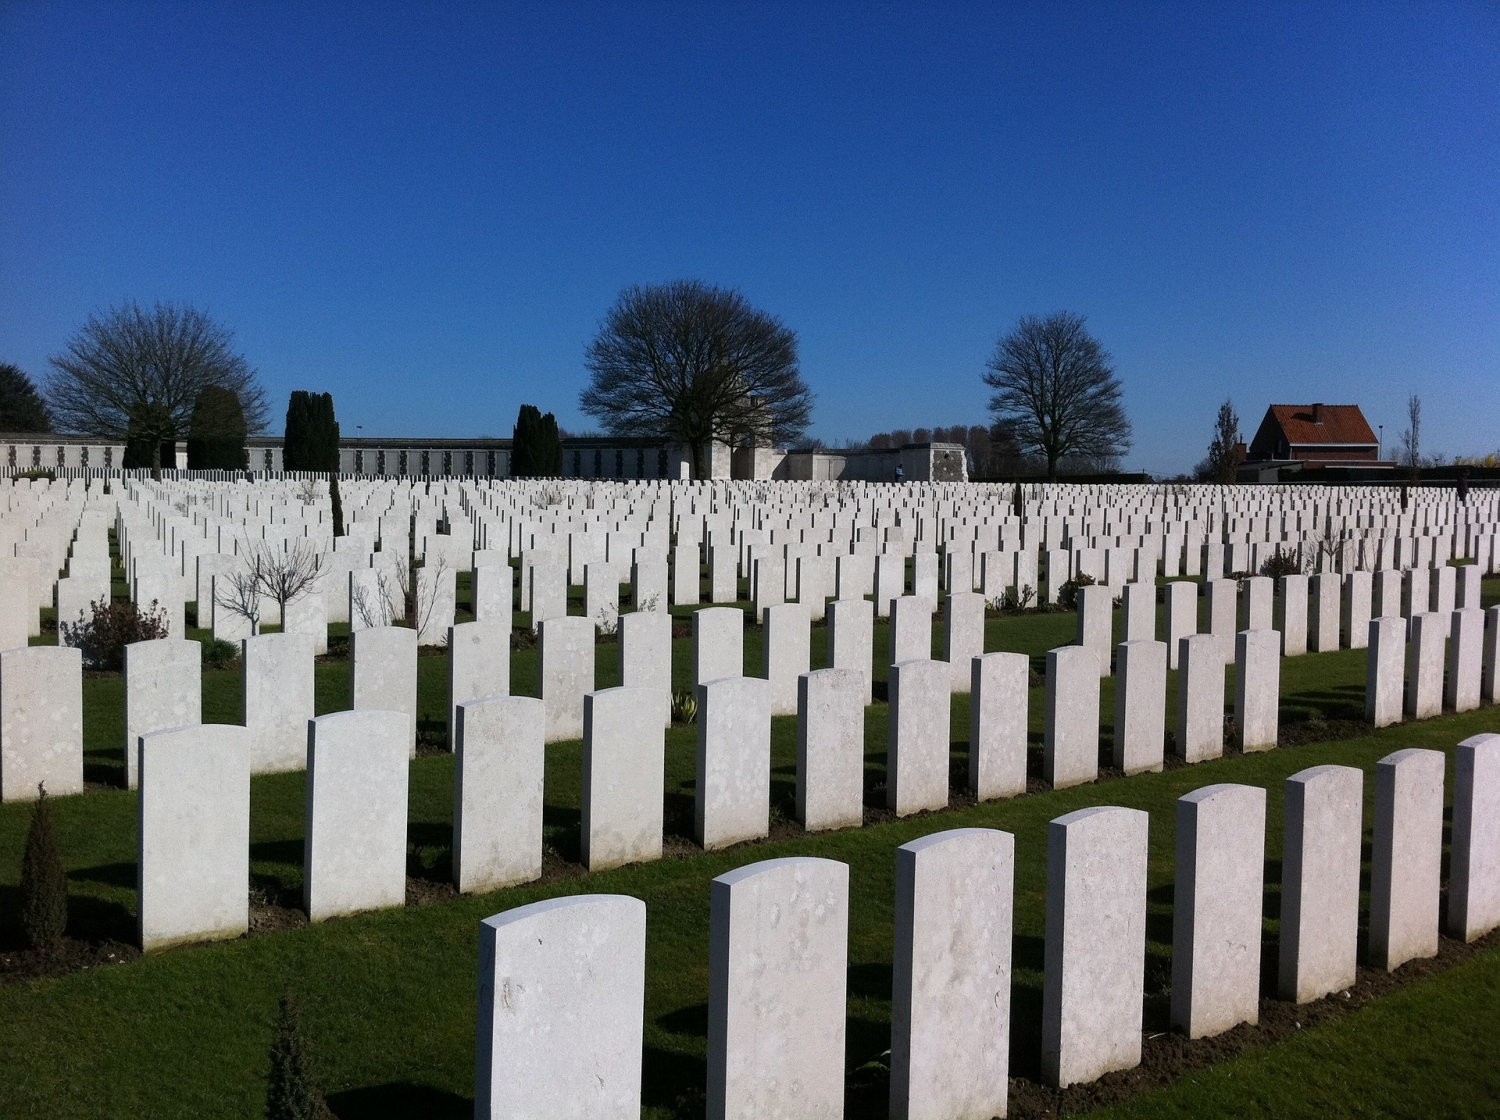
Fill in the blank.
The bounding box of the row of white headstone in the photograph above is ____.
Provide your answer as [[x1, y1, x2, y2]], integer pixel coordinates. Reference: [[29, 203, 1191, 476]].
[[472, 735, 1500, 1119]]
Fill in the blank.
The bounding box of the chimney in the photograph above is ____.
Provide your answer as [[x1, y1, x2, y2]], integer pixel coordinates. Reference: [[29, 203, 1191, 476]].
[[1311, 403, 1322, 422]]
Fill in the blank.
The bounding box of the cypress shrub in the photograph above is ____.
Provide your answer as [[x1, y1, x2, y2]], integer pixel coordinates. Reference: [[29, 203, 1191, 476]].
[[186, 385, 248, 470], [284, 392, 340, 473], [511, 404, 541, 477], [537, 411, 564, 476], [265, 993, 326, 1120], [329, 476, 344, 537], [20, 784, 67, 950]]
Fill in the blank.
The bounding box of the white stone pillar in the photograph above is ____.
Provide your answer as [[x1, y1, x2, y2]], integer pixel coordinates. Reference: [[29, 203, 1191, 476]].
[[795, 667, 865, 831], [1309, 573, 1341, 651], [1279, 574, 1308, 656], [1175, 633, 1224, 763], [137, 723, 250, 951], [1402, 567, 1431, 618], [1370, 748, 1443, 970], [124, 637, 201, 790], [1163, 580, 1198, 671], [943, 591, 985, 693], [892, 828, 1013, 1120], [695, 675, 770, 850], [708, 857, 848, 1120], [1113, 639, 1165, 775], [1446, 607, 1484, 713], [1448, 733, 1500, 942], [350, 625, 417, 756], [1171, 783, 1265, 1038], [828, 597, 874, 703], [672, 542, 701, 607], [1122, 581, 1155, 643], [1404, 611, 1445, 720], [761, 602, 810, 717], [582, 686, 668, 871], [475, 894, 646, 1120], [889, 595, 932, 665], [1278, 764, 1362, 1003], [1343, 570, 1373, 650], [1042, 805, 1148, 1087], [1234, 628, 1281, 752], [304, 708, 409, 921], [1205, 578, 1238, 664], [970, 651, 1029, 800], [693, 606, 744, 686], [1045, 644, 1099, 790], [538, 616, 595, 742], [1373, 568, 1402, 619], [874, 552, 904, 617], [244, 632, 316, 772], [888, 658, 950, 816], [1076, 584, 1113, 677], [449, 621, 510, 749], [455, 694, 544, 891], [1366, 615, 1405, 727]]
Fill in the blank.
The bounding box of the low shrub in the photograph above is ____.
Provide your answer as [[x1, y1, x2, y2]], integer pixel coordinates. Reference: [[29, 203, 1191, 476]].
[[1260, 545, 1303, 580], [201, 638, 239, 670], [1057, 572, 1096, 611], [70, 598, 170, 670], [671, 690, 699, 725]]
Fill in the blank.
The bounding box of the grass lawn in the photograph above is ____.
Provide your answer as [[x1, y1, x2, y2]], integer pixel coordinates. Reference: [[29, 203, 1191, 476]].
[[2, 572, 1498, 1118]]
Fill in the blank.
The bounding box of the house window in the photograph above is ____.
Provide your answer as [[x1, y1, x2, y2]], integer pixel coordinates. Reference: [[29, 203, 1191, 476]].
[[80, 447, 89, 467], [615, 450, 624, 477], [573, 451, 581, 476], [56, 446, 66, 467], [593, 450, 602, 476], [636, 449, 645, 477], [421, 450, 431, 476], [443, 450, 452, 475], [7, 446, 14, 468], [465, 450, 474, 475], [487, 449, 496, 476], [103, 446, 111, 468], [378, 450, 387, 475], [32, 446, 41, 467], [264, 449, 274, 471], [657, 449, 668, 477], [355, 450, 364, 473]]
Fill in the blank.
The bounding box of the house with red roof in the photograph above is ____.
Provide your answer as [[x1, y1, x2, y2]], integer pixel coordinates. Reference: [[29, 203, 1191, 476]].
[[1239, 403, 1394, 481]]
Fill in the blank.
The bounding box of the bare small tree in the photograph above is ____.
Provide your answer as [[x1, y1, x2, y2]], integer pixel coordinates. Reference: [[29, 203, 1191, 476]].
[[983, 312, 1131, 481], [213, 567, 263, 635], [213, 543, 322, 634], [580, 280, 813, 479], [351, 553, 449, 642], [1398, 394, 1422, 477]]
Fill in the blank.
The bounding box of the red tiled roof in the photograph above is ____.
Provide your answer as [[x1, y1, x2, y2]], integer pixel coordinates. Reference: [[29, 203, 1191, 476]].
[[1266, 404, 1376, 446]]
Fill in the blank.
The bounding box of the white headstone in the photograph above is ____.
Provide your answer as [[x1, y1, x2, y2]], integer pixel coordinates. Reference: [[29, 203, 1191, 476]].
[[1234, 628, 1281, 752], [1113, 639, 1166, 774], [888, 658, 950, 816], [708, 857, 848, 1120], [1045, 645, 1099, 790], [693, 607, 744, 686], [1279, 764, 1362, 1002], [449, 620, 511, 750], [1042, 805, 1148, 1087], [475, 895, 646, 1120], [137, 723, 249, 951], [304, 708, 409, 921], [892, 828, 1013, 1120], [242, 633, 316, 773], [350, 625, 418, 756], [582, 686, 668, 871], [1370, 748, 1443, 970], [969, 651, 1029, 800], [795, 667, 865, 832], [454, 695, 544, 892], [695, 675, 771, 850], [538, 615, 595, 742], [124, 638, 201, 790], [1448, 733, 1500, 942]]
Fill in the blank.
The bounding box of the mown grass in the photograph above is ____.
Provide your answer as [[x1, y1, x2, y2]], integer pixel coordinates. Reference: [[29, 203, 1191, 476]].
[[1, 570, 1496, 1118]]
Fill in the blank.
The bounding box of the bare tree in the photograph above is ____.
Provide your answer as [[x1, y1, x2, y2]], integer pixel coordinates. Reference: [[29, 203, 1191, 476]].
[[351, 553, 449, 642], [46, 302, 269, 478], [580, 280, 813, 478], [213, 567, 263, 635], [213, 544, 322, 634], [1398, 394, 1422, 476], [982, 312, 1131, 481], [1196, 399, 1242, 484]]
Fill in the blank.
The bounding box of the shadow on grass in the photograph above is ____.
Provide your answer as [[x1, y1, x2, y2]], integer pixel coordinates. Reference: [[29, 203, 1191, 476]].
[[326, 1082, 470, 1120], [69, 861, 136, 888], [642, 1045, 706, 1115]]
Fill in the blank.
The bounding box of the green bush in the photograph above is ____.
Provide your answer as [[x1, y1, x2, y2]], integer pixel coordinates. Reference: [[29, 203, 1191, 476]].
[[20, 784, 67, 950], [201, 639, 240, 670], [1057, 572, 1096, 611]]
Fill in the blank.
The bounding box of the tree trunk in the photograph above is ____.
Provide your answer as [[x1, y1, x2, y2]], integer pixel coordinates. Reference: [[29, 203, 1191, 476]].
[[150, 439, 162, 482], [689, 441, 705, 481]]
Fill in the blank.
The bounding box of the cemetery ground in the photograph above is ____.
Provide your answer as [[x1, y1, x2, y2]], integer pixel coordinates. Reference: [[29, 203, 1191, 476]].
[[1, 571, 1498, 1118]]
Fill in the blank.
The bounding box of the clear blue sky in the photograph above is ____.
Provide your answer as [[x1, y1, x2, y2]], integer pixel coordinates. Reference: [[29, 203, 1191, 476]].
[[2, 2, 1495, 475]]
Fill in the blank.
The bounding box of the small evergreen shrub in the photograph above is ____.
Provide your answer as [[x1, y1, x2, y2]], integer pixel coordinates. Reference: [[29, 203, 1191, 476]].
[[1058, 572, 1096, 611], [202, 638, 240, 670], [1260, 545, 1303, 580], [20, 784, 67, 950], [671, 690, 699, 724]]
